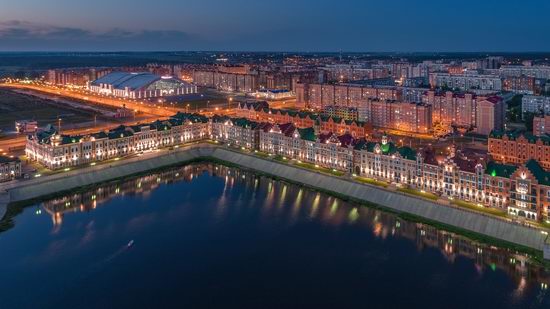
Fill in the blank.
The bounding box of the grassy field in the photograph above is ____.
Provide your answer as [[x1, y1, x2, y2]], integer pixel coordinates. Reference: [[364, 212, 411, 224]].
[[353, 176, 388, 188], [0, 88, 96, 132], [451, 200, 508, 218], [397, 187, 439, 200], [294, 160, 345, 176]]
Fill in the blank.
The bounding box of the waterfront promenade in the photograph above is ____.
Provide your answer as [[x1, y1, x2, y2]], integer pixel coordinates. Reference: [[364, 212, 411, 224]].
[[0, 143, 549, 257]]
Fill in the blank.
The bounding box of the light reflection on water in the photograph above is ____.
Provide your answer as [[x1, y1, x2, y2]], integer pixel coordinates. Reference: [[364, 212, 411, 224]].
[[1, 163, 550, 308]]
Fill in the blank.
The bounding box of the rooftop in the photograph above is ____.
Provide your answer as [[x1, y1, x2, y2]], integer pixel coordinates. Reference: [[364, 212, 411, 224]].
[[91, 72, 192, 91]]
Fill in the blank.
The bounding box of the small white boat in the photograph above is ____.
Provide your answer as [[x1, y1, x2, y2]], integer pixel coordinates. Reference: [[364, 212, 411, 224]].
[[127, 240, 134, 247]]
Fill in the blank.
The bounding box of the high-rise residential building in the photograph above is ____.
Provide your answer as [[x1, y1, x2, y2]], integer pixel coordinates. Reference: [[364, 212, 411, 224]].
[[500, 65, 550, 79], [429, 73, 503, 91], [295, 83, 399, 109], [522, 95, 550, 116], [46, 68, 112, 86], [362, 99, 432, 134], [321, 106, 359, 121], [192, 68, 259, 93], [424, 91, 477, 128], [503, 76, 536, 94], [475, 96, 505, 135], [477, 56, 504, 70], [533, 115, 550, 136]]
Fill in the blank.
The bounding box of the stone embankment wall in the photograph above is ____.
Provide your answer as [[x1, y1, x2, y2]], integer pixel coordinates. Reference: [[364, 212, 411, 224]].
[[1, 144, 548, 255]]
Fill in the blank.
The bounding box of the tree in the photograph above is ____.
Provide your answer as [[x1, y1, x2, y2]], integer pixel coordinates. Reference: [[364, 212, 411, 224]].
[[524, 112, 535, 132]]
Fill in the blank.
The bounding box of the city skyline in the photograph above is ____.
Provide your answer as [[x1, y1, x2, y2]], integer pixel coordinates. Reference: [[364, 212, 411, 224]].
[[1, 0, 549, 52]]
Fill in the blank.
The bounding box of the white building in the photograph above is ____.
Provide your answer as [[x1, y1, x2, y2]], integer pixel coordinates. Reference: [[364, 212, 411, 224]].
[[26, 113, 209, 170], [522, 95, 550, 116], [429, 73, 502, 91], [88, 72, 197, 99]]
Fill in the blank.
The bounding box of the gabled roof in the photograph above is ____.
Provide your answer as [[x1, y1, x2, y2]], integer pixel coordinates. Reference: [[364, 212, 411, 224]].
[[525, 159, 550, 186], [337, 133, 355, 147], [485, 161, 517, 178], [297, 127, 316, 141], [171, 112, 209, 123], [0, 155, 19, 164], [451, 155, 478, 173], [278, 123, 296, 137], [398, 146, 416, 160], [240, 101, 269, 111], [490, 129, 550, 144], [61, 135, 83, 144]]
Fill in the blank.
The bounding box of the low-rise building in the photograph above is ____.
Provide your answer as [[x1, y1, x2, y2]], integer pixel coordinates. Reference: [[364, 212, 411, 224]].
[[26, 113, 209, 170], [15, 120, 38, 133], [88, 72, 197, 99], [212, 119, 548, 221], [236, 102, 371, 137], [0, 156, 21, 182], [488, 130, 550, 169], [24, 112, 550, 223]]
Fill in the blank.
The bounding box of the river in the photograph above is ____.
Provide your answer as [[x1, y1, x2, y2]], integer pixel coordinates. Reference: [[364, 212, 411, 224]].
[[0, 163, 549, 308]]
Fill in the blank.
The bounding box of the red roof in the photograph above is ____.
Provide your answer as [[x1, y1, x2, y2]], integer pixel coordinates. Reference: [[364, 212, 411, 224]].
[[337, 133, 355, 147], [485, 96, 502, 104]]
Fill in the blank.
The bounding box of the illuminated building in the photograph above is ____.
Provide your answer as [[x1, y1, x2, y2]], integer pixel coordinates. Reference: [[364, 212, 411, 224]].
[[429, 72, 503, 91], [488, 130, 550, 169], [25, 113, 209, 169], [88, 72, 197, 99], [533, 115, 550, 136], [0, 156, 21, 182]]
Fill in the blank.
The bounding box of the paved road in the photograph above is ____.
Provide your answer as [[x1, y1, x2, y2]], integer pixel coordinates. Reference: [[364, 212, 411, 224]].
[[0, 116, 159, 156], [0, 83, 243, 117]]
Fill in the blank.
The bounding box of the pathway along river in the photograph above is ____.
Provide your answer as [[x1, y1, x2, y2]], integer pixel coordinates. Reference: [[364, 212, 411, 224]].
[[1, 163, 549, 308]]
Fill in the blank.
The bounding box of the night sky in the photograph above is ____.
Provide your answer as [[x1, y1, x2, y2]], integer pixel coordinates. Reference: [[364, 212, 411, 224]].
[[0, 0, 548, 52]]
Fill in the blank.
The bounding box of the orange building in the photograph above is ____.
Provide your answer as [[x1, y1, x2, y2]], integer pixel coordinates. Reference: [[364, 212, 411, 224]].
[[295, 82, 399, 109], [363, 99, 433, 134], [236, 102, 371, 137], [533, 115, 550, 136], [488, 131, 550, 170]]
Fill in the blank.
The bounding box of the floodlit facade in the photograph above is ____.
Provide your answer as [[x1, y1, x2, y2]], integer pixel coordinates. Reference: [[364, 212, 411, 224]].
[[0, 156, 21, 182], [236, 101, 371, 137], [25, 113, 209, 169], [25, 113, 550, 223], [208, 119, 548, 222], [488, 130, 550, 170]]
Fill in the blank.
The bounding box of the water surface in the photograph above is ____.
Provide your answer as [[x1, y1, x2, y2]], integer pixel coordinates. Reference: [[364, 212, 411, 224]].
[[0, 163, 549, 308]]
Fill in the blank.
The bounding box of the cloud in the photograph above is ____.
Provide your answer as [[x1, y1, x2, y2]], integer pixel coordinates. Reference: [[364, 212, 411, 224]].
[[0, 20, 208, 51]]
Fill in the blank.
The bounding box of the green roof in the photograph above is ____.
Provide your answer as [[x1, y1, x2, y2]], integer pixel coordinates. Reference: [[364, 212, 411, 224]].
[[490, 130, 550, 145], [233, 118, 257, 129], [380, 142, 398, 155], [397, 146, 416, 160], [525, 159, 550, 186], [485, 161, 517, 178], [297, 127, 316, 141]]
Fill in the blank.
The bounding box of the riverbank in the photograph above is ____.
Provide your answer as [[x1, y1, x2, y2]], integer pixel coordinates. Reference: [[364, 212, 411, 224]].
[[1, 143, 549, 259]]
